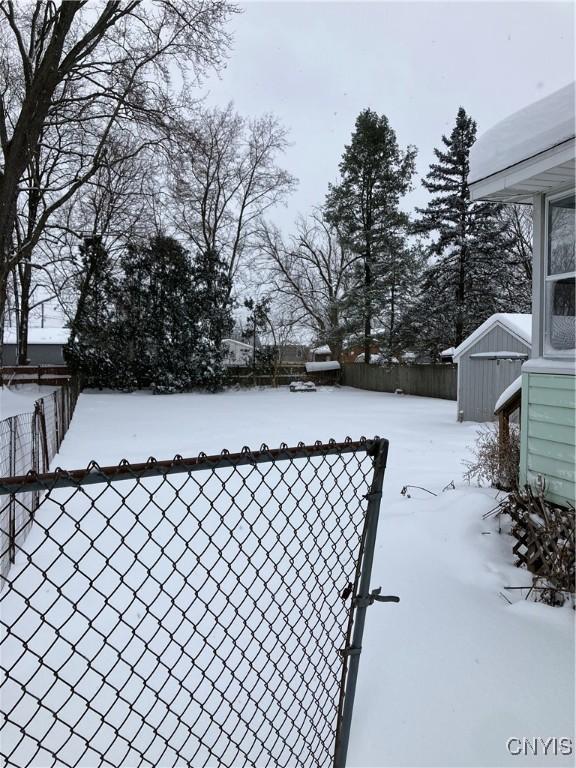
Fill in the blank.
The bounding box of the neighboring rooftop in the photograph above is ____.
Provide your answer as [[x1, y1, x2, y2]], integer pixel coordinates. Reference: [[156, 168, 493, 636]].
[[3, 327, 69, 345], [311, 344, 331, 355], [453, 314, 532, 360], [222, 338, 251, 350], [469, 83, 575, 202]]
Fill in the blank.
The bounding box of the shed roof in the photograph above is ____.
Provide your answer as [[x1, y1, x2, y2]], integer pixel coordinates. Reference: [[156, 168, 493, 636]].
[[3, 327, 69, 345], [305, 361, 340, 372], [469, 83, 575, 202], [222, 338, 251, 350], [453, 314, 532, 360]]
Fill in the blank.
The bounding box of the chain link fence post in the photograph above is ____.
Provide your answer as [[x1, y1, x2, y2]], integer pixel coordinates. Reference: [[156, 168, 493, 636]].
[[334, 437, 398, 768], [8, 418, 16, 564]]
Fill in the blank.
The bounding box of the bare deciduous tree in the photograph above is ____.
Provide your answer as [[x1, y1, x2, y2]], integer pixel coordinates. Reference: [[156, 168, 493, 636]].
[[259, 212, 360, 361], [0, 0, 235, 357], [46, 142, 163, 343], [499, 203, 533, 312], [170, 103, 296, 289]]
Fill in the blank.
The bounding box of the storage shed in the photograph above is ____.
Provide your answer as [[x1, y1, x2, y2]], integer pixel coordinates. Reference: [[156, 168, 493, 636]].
[[453, 314, 531, 422]]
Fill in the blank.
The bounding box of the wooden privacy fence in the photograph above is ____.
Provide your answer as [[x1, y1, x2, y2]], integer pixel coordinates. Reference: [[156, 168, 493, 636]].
[[225, 364, 342, 387], [341, 362, 457, 400], [1, 365, 70, 387], [225, 364, 308, 387]]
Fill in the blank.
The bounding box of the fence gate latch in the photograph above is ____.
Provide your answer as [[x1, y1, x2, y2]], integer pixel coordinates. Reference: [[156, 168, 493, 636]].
[[353, 586, 400, 608]]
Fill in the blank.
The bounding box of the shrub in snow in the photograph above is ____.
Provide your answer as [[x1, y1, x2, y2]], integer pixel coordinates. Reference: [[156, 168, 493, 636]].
[[464, 423, 520, 491]]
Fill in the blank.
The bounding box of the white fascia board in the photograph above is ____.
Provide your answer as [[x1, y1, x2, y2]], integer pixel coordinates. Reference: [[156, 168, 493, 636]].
[[522, 357, 576, 375], [469, 139, 575, 202], [453, 319, 531, 361], [469, 351, 528, 360]]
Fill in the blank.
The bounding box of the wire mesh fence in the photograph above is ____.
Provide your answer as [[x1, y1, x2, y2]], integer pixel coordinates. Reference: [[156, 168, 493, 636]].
[[0, 437, 389, 768], [0, 377, 80, 579]]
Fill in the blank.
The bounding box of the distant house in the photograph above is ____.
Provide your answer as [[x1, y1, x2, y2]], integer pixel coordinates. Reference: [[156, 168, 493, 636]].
[[469, 83, 575, 508], [2, 327, 69, 365], [453, 314, 531, 422], [310, 344, 332, 362], [276, 344, 309, 364], [222, 338, 252, 367]]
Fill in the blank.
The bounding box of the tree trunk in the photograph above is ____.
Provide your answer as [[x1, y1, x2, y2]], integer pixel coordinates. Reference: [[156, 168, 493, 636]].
[[364, 254, 372, 364], [389, 281, 396, 355], [0, 268, 8, 368], [17, 261, 32, 365]]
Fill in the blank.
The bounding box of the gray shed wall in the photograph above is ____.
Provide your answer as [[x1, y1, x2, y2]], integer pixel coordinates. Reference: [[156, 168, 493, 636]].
[[2, 343, 65, 365], [457, 325, 530, 422]]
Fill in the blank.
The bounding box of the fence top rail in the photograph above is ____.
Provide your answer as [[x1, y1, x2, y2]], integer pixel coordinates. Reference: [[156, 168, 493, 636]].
[[0, 436, 387, 495]]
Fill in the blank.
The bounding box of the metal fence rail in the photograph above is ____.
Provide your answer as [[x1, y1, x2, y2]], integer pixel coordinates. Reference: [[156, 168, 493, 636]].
[[0, 437, 391, 768], [0, 377, 80, 579]]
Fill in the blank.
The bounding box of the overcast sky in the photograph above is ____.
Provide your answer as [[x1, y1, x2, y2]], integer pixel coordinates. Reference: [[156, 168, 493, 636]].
[[201, 1, 575, 230]]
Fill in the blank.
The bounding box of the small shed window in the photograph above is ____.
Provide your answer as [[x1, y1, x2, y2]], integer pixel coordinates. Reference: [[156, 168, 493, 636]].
[[544, 191, 575, 355]]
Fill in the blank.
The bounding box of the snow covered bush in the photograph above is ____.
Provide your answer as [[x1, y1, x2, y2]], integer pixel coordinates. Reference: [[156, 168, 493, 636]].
[[464, 422, 520, 491]]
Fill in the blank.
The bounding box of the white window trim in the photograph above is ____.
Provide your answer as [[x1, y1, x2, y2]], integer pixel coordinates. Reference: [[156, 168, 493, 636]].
[[543, 188, 575, 359]]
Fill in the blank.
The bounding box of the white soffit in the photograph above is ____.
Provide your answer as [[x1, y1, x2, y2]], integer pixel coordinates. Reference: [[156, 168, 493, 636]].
[[469, 83, 576, 202]]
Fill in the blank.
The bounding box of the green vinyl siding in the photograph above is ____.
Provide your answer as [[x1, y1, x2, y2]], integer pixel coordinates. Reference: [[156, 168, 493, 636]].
[[529, 386, 575, 409], [530, 375, 574, 390], [527, 436, 575, 465], [528, 420, 574, 444], [529, 404, 576, 427], [520, 371, 576, 508]]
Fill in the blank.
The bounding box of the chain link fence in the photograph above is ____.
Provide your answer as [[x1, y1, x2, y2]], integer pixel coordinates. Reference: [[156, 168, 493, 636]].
[[0, 437, 390, 768], [0, 377, 80, 578]]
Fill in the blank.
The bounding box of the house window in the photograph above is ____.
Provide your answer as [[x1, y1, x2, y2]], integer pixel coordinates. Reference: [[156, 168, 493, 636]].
[[544, 191, 575, 355]]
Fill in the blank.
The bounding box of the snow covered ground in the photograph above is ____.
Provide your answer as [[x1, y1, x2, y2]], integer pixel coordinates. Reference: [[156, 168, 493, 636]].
[[0, 384, 57, 419], [2, 386, 574, 767]]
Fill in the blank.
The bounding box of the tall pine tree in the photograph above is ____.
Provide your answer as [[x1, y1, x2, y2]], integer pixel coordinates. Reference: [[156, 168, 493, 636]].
[[325, 109, 417, 363], [411, 108, 513, 356]]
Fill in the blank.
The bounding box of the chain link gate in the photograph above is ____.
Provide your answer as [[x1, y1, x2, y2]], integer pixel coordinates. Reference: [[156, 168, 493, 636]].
[[0, 437, 393, 767]]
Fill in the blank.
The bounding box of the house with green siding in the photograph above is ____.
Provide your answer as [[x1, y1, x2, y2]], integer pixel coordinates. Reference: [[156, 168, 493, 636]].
[[468, 83, 575, 508]]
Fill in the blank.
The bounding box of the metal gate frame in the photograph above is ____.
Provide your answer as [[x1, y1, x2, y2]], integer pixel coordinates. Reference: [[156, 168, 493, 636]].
[[1, 437, 395, 767]]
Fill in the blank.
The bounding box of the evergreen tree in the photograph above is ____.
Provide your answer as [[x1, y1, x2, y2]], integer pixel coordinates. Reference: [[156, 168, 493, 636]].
[[242, 297, 277, 383], [325, 109, 417, 363], [117, 235, 200, 392], [65, 237, 122, 389], [188, 247, 233, 391], [376, 238, 425, 357], [410, 108, 514, 356], [67, 235, 233, 393]]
